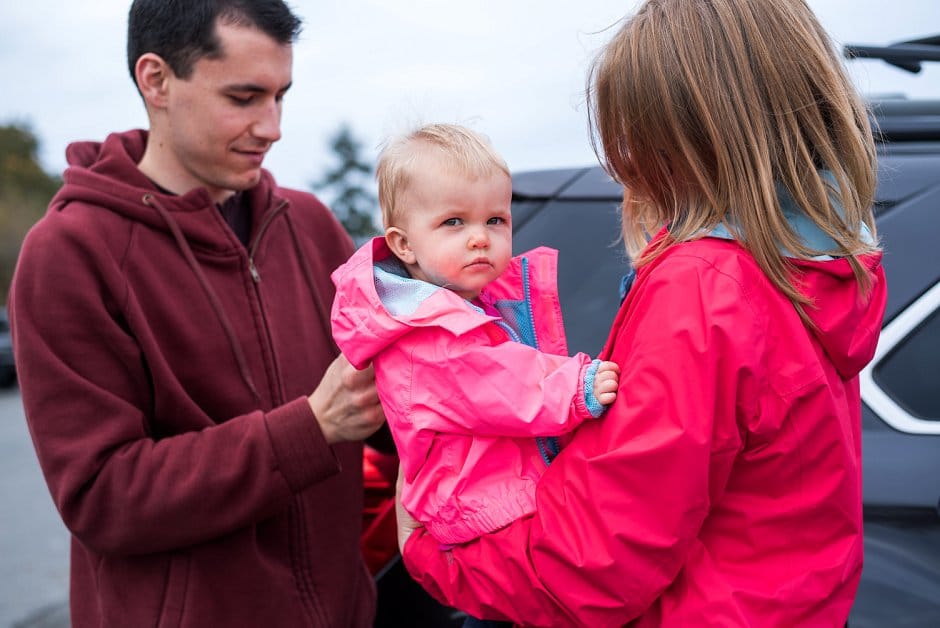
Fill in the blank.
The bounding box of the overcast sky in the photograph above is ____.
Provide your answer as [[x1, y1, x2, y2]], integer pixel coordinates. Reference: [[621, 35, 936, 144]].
[[1, 1, 937, 196]]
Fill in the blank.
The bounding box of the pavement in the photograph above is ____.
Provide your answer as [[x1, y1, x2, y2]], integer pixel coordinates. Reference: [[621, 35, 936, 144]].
[[0, 387, 70, 628]]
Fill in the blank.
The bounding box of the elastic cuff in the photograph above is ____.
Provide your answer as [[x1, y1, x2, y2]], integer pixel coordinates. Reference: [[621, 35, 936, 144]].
[[582, 359, 607, 418], [265, 397, 341, 492]]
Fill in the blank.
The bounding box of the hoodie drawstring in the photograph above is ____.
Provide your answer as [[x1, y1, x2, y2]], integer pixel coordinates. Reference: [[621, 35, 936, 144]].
[[142, 193, 262, 405], [283, 213, 338, 352]]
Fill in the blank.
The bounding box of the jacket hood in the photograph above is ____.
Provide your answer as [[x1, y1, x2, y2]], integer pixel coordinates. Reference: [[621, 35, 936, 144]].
[[705, 182, 887, 380], [791, 252, 886, 379], [330, 237, 562, 370], [52, 129, 282, 252], [330, 238, 493, 369]]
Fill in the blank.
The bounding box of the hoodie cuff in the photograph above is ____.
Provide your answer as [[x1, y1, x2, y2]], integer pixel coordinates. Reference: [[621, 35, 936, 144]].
[[265, 397, 341, 493], [582, 359, 607, 418]]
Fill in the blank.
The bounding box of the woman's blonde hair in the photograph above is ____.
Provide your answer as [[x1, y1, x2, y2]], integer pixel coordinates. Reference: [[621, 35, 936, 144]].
[[588, 0, 879, 318], [376, 123, 510, 228]]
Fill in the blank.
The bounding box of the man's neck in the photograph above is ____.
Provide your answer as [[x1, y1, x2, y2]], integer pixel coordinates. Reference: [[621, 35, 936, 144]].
[[137, 139, 234, 204]]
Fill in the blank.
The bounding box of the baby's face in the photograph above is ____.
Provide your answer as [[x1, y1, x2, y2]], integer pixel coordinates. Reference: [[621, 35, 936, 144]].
[[394, 162, 512, 300]]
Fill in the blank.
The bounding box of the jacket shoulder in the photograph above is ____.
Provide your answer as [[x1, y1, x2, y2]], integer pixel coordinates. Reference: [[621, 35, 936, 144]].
[[21, 198, 135, 268]]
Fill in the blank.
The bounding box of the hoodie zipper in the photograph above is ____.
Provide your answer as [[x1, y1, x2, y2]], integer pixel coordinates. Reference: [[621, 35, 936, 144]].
[[247, 200, 288, 283], [242, 198, 328, 625]]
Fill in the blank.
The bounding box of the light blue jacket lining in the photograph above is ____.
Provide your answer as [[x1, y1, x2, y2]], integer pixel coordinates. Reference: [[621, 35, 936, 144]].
[[706, 174, 874, 258]]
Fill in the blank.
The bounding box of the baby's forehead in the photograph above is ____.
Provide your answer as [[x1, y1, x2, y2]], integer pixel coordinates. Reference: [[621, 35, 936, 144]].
[[408, 139, 507, 177], [406, 148, 506, 184], [402, 166, 509, 207]]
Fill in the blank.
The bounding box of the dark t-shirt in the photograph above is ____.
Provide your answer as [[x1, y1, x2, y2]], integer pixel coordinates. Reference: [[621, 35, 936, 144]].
[[149, 180, 251, 246]]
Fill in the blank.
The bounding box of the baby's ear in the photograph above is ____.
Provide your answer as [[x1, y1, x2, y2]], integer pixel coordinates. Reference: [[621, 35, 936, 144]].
[[385, 227, 416, 265]]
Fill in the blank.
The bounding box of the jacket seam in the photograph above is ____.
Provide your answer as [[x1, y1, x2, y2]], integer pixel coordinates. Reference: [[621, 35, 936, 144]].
[[111, 216, 141, 319]]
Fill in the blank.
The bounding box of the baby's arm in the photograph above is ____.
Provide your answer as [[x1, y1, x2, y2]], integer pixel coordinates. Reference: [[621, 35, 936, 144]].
[[406, 337, 605, 438], [592, 360, 620, 406]]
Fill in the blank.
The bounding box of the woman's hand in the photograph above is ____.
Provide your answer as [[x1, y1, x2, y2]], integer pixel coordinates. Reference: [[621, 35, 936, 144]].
[[396, 466, 423, 552]]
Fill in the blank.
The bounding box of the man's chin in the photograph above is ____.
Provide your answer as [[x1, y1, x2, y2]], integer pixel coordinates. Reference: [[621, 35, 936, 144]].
[[228, 170, 264, 192]]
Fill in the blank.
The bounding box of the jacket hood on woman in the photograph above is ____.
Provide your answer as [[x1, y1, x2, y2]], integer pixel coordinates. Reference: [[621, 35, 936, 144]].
[[332, 237, 600, 544], [402, 228, 887, 627], [11, 129, 374, 627]]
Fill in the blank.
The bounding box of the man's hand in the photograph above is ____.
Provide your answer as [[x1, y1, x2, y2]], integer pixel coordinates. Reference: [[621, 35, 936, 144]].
[[308, 354, 386, 444], [396, 465, 423, 553]]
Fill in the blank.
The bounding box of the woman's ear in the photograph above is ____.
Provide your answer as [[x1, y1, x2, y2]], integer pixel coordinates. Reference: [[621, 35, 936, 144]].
[[385, 227, 416, 265], [135, 53, 171, 109]]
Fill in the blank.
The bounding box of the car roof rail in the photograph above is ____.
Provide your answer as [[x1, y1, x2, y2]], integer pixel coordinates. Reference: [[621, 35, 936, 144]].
[[843, 34, 940, 73]]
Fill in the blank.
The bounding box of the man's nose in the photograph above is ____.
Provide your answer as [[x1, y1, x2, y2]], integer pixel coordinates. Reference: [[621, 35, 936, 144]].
[[253, 100, 282, 143]]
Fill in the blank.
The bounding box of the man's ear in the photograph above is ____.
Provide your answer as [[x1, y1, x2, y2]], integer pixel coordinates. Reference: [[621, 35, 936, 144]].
[[385, 227, 416, 265], [135, 53, 172, 109]]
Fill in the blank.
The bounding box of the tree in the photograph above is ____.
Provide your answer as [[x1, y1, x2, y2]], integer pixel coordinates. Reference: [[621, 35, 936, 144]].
[[312, 124, 380, 244], [0, 123, 61, 302]]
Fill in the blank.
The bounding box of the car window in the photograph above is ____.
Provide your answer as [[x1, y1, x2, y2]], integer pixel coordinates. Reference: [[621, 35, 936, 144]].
[[512, 198, 629, 356], [874, 305, 940, 421]]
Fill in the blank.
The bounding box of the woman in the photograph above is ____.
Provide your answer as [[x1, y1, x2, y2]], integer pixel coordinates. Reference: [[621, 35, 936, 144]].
[[395, 0, 887, 626]]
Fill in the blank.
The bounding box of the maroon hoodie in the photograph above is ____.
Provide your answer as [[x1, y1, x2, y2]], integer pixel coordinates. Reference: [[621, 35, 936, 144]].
[[10, 130, 375, 627]]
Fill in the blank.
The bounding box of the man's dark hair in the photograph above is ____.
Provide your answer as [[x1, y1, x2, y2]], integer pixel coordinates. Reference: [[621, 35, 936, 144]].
[[127, 0, 303, 82]]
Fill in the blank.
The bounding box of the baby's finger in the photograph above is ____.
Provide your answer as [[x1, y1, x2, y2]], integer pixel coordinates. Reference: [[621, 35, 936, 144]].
[[594, 378, 618, 395], [596, 371, 619, 386]]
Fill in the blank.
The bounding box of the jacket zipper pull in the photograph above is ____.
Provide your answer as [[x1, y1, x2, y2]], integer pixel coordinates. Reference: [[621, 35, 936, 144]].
[[249, 258, 261, 283]]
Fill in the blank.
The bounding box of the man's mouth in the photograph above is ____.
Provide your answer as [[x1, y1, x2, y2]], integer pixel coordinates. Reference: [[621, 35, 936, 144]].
[[234, 148, 268, 164]]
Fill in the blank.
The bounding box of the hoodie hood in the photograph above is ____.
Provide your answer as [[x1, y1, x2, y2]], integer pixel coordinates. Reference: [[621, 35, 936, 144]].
[[50, 129, 314, 404], [53, 129, 282, 252]]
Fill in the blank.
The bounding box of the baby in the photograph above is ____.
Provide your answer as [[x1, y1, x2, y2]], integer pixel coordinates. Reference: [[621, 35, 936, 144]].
[[331, 123, 619, 545]]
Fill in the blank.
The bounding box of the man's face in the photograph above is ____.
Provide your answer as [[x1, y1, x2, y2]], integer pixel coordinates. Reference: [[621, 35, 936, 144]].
[[159, 22, 292, 200]]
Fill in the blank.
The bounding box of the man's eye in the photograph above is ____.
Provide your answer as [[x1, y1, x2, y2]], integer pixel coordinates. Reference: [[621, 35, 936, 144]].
[[229, 95, 254, 105]]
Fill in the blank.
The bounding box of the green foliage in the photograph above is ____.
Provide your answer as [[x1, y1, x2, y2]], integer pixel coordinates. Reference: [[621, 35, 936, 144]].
[[312, 124, 380, 244], [0, 123, 61, 302]]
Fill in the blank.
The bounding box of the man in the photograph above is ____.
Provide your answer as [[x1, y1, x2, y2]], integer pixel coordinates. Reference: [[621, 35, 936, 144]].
[[9, 1, 384, 625]]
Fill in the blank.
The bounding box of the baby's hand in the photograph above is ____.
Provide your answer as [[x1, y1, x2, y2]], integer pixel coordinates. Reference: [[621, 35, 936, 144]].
[[593, 361, 620, 406]]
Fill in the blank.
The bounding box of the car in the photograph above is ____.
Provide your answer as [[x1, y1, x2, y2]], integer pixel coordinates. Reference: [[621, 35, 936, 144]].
[[374, 35, 940, 627], [0, 306, 16, 387]]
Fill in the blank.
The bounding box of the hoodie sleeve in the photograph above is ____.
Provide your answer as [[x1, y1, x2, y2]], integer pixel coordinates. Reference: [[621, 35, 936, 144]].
[[404, 328, 600, 438], [9, 210, 339, 556], [401, 252, 754, 626]]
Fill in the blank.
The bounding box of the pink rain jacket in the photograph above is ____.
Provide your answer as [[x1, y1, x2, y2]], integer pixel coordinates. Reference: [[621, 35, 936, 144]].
[[331, 238, 601, 544], [403, 230, 888, 627]]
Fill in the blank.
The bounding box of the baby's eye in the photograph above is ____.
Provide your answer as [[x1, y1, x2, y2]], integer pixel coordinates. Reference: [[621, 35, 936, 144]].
[[441, 218, 462, 226], [487, 216, 507, 225]]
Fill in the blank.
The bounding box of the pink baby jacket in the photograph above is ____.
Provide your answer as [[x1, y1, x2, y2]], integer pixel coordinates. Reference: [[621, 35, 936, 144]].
[[331, 237, 602, 544]]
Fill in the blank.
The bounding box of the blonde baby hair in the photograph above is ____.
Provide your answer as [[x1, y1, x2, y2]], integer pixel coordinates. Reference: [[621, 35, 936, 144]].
[[376, 123, 510, 229]]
